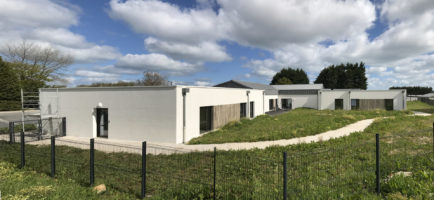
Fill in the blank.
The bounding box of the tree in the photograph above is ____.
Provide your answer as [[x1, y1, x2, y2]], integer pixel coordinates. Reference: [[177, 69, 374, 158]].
[[138, 72, 170, 86], [314, 62, 367, 89], [1, 41, 73, 92], [0, 57, 21, 110], [270, 68, 309, 85], [389, 86, 432, 95]]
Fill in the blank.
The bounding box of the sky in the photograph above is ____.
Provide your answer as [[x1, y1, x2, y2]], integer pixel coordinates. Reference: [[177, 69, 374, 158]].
[[0, 0, 433, 89]]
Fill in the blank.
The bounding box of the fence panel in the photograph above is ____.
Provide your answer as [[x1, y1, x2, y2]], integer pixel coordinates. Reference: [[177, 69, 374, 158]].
[[285, 138, 376, 199], [93, 141, 142, 198], [146, 145, 214, 199], [55, 138, 90, 187]]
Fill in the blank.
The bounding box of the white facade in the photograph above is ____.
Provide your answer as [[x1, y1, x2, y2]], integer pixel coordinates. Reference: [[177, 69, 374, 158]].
[[39, 83, 407, 144], [40, 86, 265, 144], [278, 95, 318, 109], [318, 89, 406, 110]]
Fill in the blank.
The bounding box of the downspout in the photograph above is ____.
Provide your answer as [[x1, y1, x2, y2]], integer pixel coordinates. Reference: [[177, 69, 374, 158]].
[[348, 91, 351, 110], [182, 88, 190, 144]]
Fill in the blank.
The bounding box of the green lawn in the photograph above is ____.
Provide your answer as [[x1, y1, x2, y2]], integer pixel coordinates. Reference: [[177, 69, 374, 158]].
[[189, 108, 410, 144], [0, 161, 134, 199], [407, 101, 434, 113], [0, 112, 432, 199]]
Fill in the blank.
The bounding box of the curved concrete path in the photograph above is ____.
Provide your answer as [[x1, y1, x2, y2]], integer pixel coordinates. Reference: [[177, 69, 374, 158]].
[[183, 118, 375, 151], [12, 118, 375, 155]]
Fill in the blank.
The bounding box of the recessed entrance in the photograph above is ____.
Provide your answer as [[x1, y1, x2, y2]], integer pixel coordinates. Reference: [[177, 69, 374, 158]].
[[96, 108, 108, 138]]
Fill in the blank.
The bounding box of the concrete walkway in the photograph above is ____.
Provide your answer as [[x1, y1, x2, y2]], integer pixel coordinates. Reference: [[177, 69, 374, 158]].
[[412, 111, 432, 116], [1, 118, 376, 155]]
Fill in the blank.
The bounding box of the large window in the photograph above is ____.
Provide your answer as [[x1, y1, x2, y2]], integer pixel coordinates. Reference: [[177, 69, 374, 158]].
[[250, 101, 254, 118], [385, 99, 393, 110], [351, 99, 360, 110], [240, 103, 246, 118], [200, 106, 213, 133], [335, 99, 343, 110], [281, 98, 292, 109], [269, 99, 274, 110]]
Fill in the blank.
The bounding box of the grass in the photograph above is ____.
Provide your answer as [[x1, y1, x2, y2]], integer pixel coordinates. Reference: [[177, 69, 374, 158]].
[[0, 124, 37, 135], [407, 101, 434, 114], [0, 161, 135, 199], [0, 110, 432, 199], [189, 108, 410, 144]]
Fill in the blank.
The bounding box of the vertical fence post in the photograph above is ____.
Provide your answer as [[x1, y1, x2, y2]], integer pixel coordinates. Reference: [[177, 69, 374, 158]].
[[20, 131, 25, 168], [375, 133, 380, 195], [62, 117, 66, 136], [213, 147, 216, 200], [9, 122, 14, 144], [38, 119, 42, 140], [432, 122, 433, 157], [51, 136, 56, 178], [141, 141, 147, 199], [283, 152, 287, 200], [90, 138, 94, 186]]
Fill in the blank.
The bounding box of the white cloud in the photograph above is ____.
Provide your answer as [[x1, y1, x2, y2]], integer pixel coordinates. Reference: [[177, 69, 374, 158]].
[[144, 37, 231, 62], [109, 0, 225, 43], [218, 0, 376, 49], [75, 70, 118, 78], [0, 0, 78, 29], [381, 0, 434, 22], [115, 53, 202, 75], [0, 0, 120, 63], [194, 80, 212, 86]]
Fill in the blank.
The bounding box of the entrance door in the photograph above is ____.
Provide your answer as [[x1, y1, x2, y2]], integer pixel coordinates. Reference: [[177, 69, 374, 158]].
[[96, 108, 108, 138], [200, 106, 213, 133], [335, 99, 344, 110]]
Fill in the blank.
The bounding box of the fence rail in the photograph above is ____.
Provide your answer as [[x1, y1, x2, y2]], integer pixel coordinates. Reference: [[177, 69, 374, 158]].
[[0, 122, 432, 199]]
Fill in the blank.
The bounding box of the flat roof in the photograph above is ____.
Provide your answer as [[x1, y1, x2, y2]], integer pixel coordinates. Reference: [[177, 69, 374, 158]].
[[272, 84, 324, 90], [39, 85, 264, 92]]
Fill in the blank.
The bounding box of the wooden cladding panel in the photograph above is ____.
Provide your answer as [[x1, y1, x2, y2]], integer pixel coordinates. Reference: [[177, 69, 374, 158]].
[[212, 104, 241, 129], [359, 99, 385, 110]]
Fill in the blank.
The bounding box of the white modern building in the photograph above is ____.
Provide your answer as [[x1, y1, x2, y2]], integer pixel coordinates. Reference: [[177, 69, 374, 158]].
[[39, 80, 406, 144], [40, 86, 265, 144]]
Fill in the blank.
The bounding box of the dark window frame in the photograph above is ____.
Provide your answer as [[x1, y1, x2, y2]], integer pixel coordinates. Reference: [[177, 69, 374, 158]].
[[240, 103, 247, 118], [385, 99, 393, 110], [335, 99, 344, 110], [250, 101, 254, 118], [200, 106, 213, 133], [269, 99, 274, 110], [351, 99, 360, 110]]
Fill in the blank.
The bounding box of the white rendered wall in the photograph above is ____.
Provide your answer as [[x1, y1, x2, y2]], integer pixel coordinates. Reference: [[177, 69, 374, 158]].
[[179, 87, 265, 143], [318, 90, 406, 110], [40, 87, 178, 143], [350, 90, 406, 110], [278, 95, 318, 109], [319, 91, 350, 110]]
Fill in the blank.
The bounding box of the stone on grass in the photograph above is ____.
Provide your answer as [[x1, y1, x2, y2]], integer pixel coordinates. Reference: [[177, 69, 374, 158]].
[[93, 184, 106, 194]]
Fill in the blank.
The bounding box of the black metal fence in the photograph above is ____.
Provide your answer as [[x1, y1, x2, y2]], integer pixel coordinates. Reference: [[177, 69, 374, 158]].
[[7, 117, 65, 143], [0, 123, 432, 199]]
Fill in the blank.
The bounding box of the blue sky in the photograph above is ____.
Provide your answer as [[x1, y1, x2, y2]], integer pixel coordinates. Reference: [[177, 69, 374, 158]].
[[1, 0, 433, 89]]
